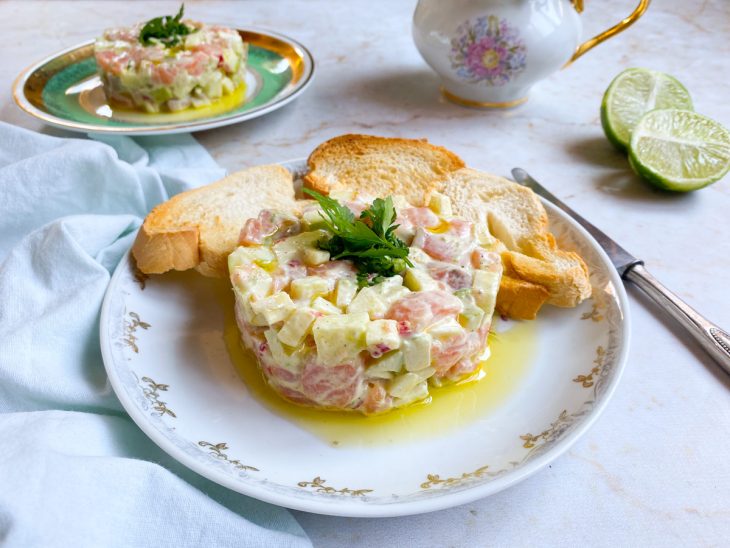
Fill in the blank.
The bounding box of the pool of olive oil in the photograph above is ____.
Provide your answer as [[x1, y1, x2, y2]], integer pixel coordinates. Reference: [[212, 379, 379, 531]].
[[216, 282, 537, 447], [93, 83, 247, 123]]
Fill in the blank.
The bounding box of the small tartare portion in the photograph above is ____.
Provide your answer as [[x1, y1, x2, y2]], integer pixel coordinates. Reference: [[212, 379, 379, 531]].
[[94, 6, 247, 112], [229, 191, 503, 415]]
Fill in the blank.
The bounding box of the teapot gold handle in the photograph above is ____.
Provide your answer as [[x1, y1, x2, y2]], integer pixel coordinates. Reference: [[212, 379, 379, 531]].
[[566, 0, 651, 66]]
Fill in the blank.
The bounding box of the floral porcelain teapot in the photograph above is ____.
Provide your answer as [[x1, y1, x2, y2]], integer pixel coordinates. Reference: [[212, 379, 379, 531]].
[[413, 0, 650, 107]]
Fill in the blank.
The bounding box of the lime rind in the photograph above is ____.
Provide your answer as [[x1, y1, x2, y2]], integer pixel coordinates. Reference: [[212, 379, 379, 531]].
[[601, 68, 693, 151], [629, 109, 730, 191]]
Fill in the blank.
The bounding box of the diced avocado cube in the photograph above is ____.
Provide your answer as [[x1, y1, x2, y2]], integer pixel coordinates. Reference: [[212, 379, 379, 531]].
[[328, 189, 356, 202], [393, 380, 429, 407], [373, 275, 403, 290], [290, 276, 331, 302], [277, 308, 317, 347], [427, 317, 464, 339], [403, 268, 440, 292], [334, 278, 358, 308], [273, 230, 328, 263], [230, 264, 273, 300], [402, 333, 432, 371], [301, 207, 328, 230], [205, 80, 223, 99], [366, 350, 404, 379], [455, 289, 486, 330], [460, 305, 485, 330], [428, 191, 453, 216], [264, 328, 296, 368], [365, 369, 393, 381], [365, 319, 401, 354], [250, 292, 294, 325], [237, 297, 269, 327], [312, 296, 342, 315], [407, 247, 433, 266], [151, 86, 173, 103], [391, 195, 411, 210], [228, 246, 276, 271], [232, 275, 273, 303], [395, 223, 416, 243], [387, 372, 423, 398], [472, 270, 501, 318], [370, 277, 410, 307], [221, 76, 234, 94], [303, 247, 330, 266], [185, 30, 204, 48], [414, 367, 435, 381], [475, 224, 498, 246], [312, 312, 369, 365], [347, 286, 387, 318]]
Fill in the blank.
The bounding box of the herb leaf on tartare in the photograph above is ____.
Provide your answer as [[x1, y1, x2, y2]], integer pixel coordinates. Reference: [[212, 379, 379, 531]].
[[139, 4, 193, 47], [303, 189, 412, 286]]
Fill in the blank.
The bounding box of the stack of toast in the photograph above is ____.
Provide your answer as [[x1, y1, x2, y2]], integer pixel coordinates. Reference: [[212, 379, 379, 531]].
[[133, 134, 591, 319]]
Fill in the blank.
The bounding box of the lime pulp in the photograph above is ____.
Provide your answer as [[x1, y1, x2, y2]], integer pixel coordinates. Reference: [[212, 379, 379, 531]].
[[601, 68, 693, 151], [629, 109, 730, 192]]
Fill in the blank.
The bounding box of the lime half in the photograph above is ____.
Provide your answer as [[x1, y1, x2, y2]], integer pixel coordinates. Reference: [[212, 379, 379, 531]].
[[601, 68, 693, 151], [629, 109, 730, 191]]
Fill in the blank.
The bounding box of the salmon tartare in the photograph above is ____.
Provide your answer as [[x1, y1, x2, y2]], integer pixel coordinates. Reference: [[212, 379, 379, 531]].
[[94, 6, 247, 113], [229, 189, 503, 415]]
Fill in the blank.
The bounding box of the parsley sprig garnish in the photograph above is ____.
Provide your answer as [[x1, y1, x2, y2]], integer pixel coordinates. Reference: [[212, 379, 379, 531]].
[[303, 189, 413, 287], [139, 4, 193, 47]]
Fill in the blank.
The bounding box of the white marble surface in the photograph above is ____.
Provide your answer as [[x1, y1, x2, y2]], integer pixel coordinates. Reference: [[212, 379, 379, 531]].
[[2, 1, 729, 546]]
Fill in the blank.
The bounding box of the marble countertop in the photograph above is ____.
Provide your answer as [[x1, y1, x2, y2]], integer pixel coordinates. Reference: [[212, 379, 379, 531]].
[[2, 1, 728, 546]]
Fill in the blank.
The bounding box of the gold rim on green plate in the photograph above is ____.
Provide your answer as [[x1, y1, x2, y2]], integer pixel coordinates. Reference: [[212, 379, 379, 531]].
[[12, 28, 315, 135]]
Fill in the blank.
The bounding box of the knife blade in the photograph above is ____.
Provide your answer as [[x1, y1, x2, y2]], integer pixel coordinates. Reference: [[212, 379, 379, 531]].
[[511, 167, 642, 277], [510, 167, 730, 375]]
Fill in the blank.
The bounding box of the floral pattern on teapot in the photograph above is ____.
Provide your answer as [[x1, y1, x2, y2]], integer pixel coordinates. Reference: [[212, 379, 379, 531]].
[[449, 15, 526, 86]]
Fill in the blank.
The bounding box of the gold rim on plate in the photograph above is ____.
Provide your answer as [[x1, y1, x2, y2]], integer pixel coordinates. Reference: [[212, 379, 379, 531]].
[[12, 28, 315, 135]]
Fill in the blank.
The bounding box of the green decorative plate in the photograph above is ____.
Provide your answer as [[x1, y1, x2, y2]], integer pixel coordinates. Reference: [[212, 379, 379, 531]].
[[12, 28, 314, 135]]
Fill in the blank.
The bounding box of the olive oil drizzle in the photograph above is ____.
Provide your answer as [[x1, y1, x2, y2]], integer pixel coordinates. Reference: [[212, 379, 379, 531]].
[[216, 281, 537, 447]]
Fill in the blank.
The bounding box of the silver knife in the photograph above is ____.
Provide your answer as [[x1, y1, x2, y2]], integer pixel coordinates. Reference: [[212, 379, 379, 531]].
[[511, 168, 730, 375]]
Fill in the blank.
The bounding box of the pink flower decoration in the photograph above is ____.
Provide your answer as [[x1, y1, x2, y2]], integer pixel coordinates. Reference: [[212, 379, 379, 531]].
[[450, 15, 527, 86]]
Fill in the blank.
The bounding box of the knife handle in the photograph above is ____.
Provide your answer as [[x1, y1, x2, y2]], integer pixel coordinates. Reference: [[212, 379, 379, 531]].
[[624, 264, 730, 375]]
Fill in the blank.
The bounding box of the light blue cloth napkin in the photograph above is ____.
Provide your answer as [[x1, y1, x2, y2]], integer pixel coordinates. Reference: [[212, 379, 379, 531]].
[[0, 122, 312, 548]]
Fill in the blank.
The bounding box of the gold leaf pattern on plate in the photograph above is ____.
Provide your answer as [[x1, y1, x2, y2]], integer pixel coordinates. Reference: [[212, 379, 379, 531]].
[[141, 376, 176, 418], [421, 465, 491, 490], [573, 345, 606, 388], [297, 477, 372, 497], [580, 300, 604, 322], [123, 311, 150, 353], [198, 441, 259, 472], [520, 409, 570, 449]]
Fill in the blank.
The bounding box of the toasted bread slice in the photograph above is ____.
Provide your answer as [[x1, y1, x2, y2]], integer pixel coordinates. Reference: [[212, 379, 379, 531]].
[[132, 165, 296, 278], [303, 134, 465, 205], [495, 275, 551, 321], [133, 136, 590, 320], [503, 234, 591, 308], [437, 168, 591, 313], [436, 168, 548, 252]]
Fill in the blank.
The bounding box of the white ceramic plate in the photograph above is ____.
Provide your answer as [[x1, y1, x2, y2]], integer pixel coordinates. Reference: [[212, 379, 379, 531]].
[[100, 162, 630, 517]]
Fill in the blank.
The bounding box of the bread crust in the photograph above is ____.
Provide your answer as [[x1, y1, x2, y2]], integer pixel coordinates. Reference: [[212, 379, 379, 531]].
[[436, 168, 592, 317], [495, 275, 550, 320], [132, 164, 295, 278], [303, 134, 465, 205], [132, 224, 200, 274]]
